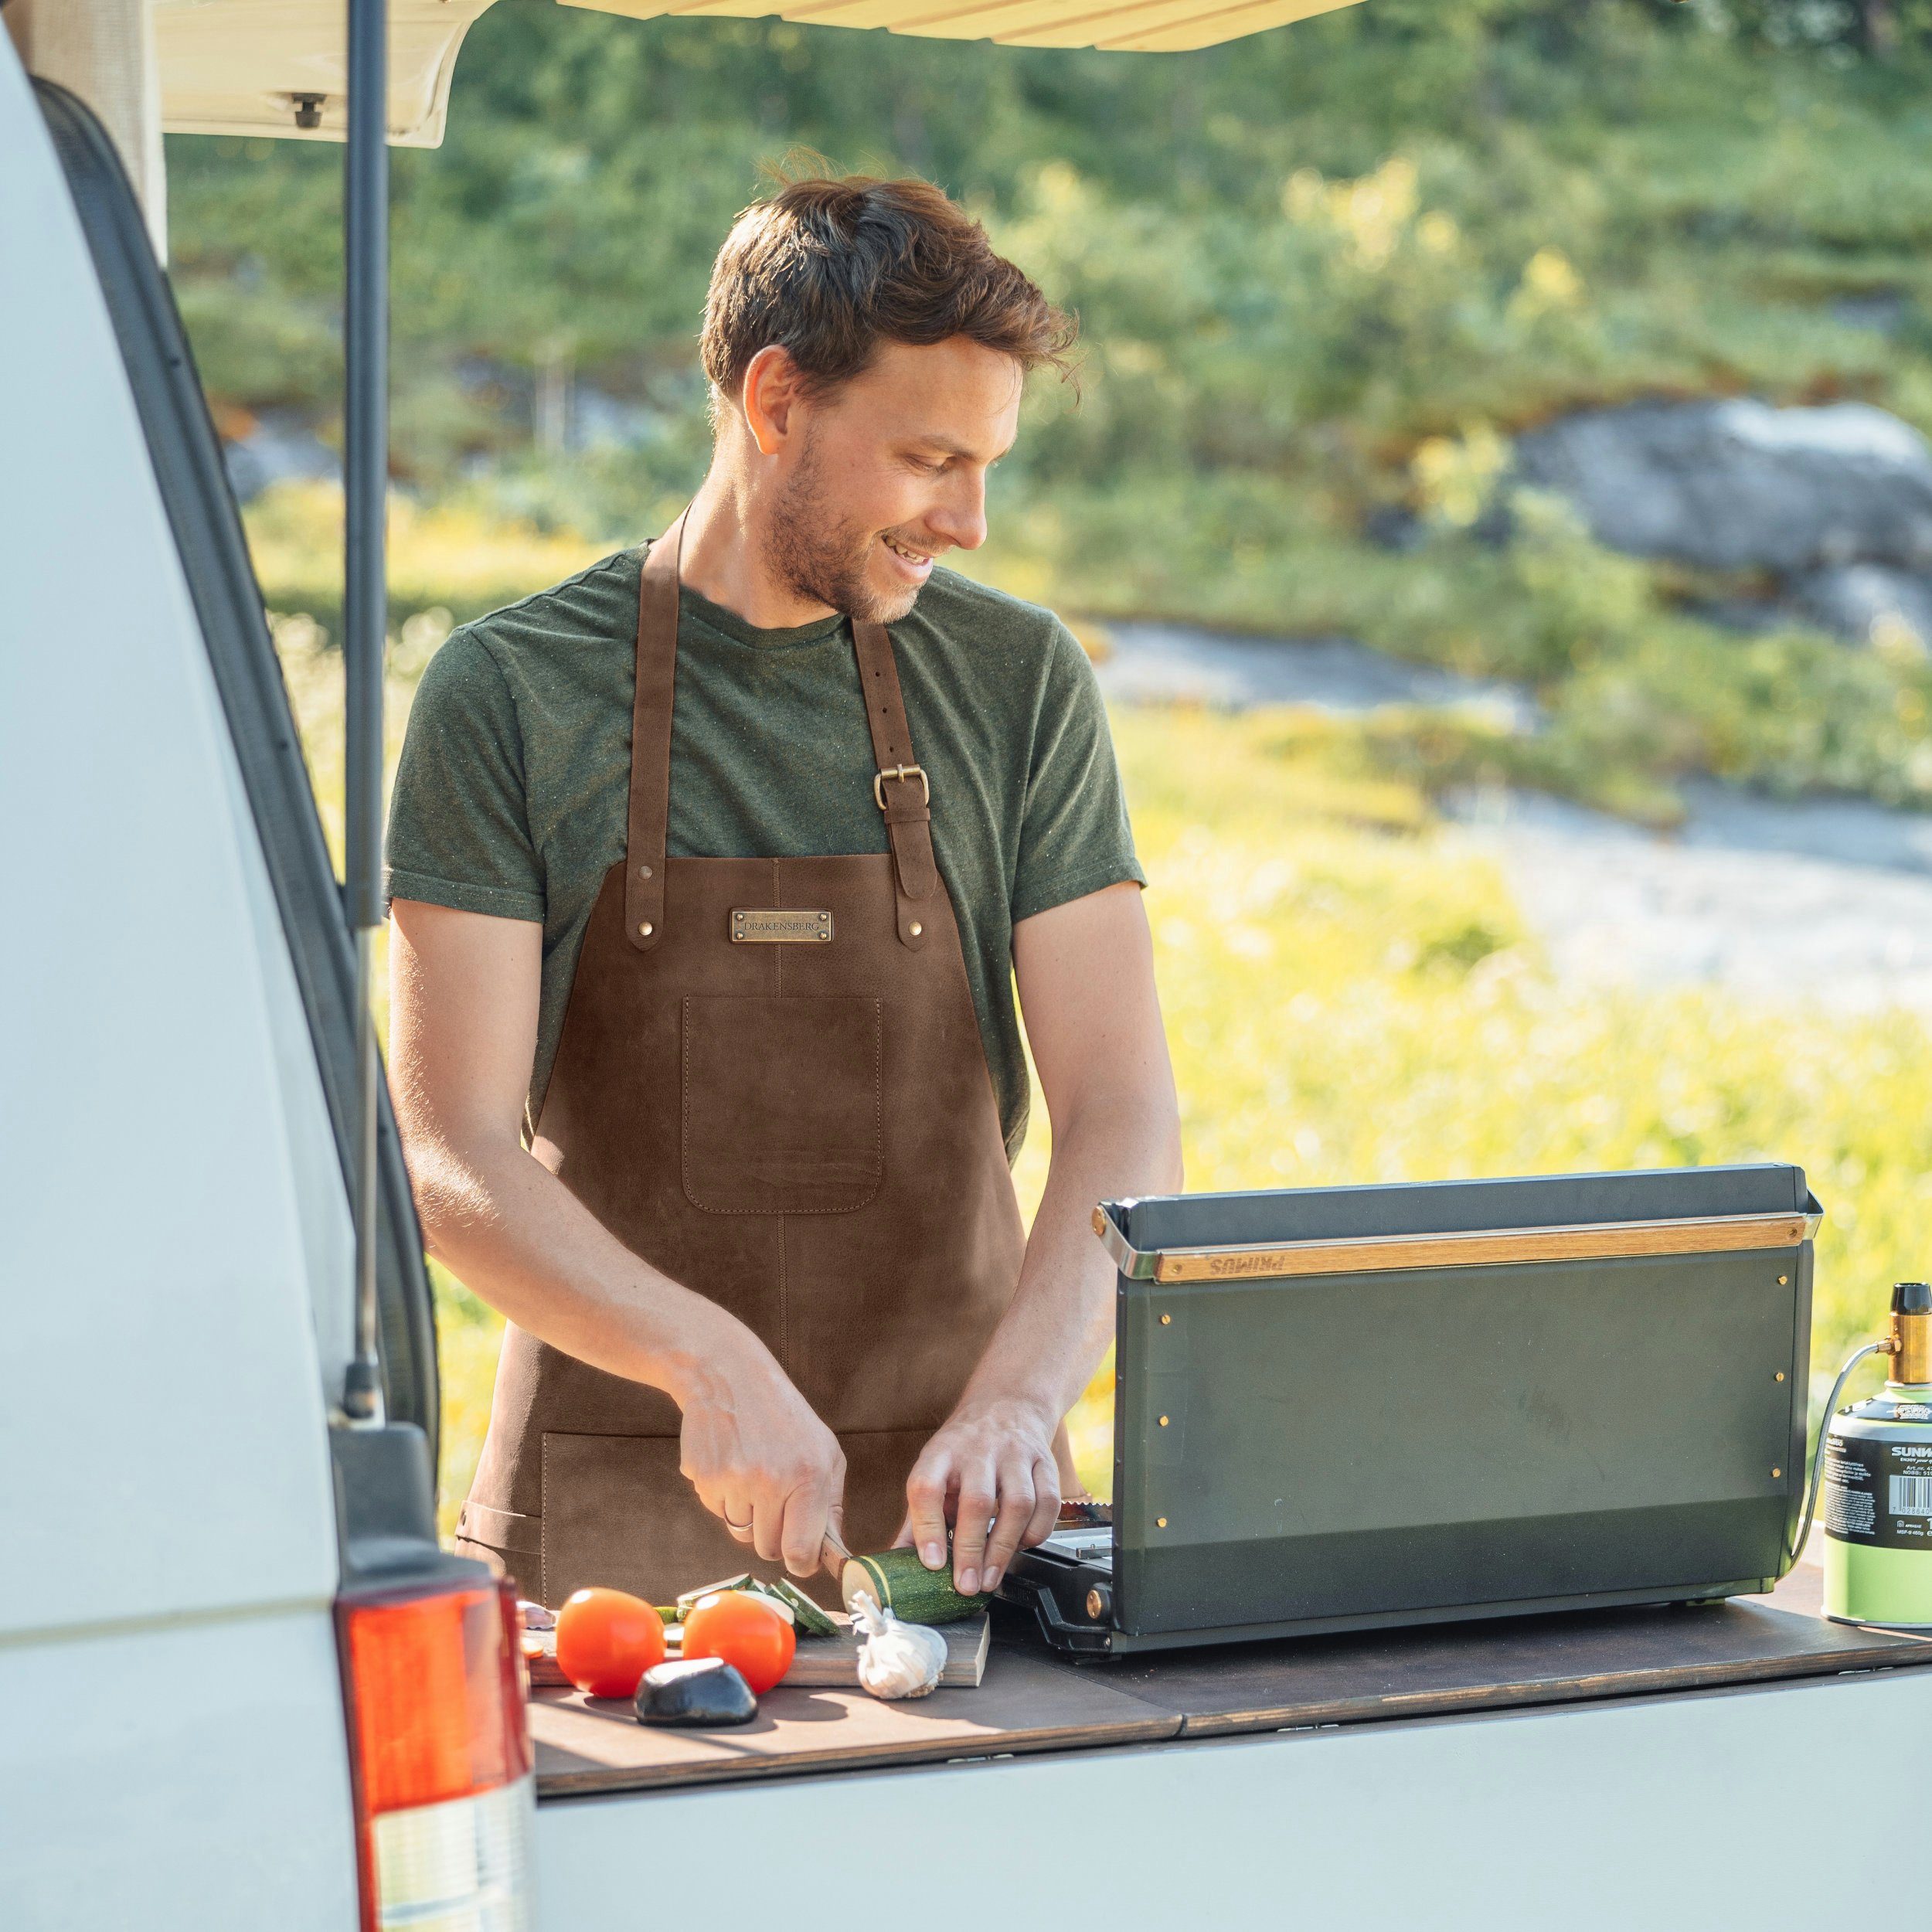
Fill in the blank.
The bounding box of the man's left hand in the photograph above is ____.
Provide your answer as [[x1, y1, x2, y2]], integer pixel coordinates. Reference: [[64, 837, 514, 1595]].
[[896, 1397, 1062, 1595]]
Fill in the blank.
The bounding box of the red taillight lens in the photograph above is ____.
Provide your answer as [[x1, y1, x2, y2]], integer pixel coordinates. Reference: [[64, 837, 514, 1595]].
[[339, 1580, 536, 1931], [342, 1581, 532, 1815]]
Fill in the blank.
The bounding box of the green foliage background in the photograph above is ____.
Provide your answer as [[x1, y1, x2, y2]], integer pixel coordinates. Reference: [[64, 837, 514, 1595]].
[[216, 2, 1932, 1524], [174, 1, 1932, 820], [274, 632, 1932, 1523]]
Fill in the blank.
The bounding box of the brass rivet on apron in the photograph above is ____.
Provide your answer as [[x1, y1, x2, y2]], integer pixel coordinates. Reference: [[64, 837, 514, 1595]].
[[1777, 1274, 1788, 1285], [1158, 1414, 1169, 1427], [638, 920, 653, 937], [1156, 1517, 1168, 1529], [639, 864, 653, 879], [1160, 1313, 1172, 1326], [1775, 1371, 1786, 1382], [910, 920, 923, 937], [1771, 1468, 1783, 1480]]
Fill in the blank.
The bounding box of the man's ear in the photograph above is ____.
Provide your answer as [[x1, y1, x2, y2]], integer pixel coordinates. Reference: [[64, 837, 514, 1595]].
[[740, 345, 807, 457]]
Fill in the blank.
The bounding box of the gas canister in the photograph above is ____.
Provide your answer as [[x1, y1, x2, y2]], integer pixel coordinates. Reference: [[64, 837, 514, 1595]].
[[1823, 1281, 1932, 1631]]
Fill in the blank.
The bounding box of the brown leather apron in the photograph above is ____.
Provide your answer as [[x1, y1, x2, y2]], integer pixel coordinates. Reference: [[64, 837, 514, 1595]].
[[454, 514, 1026, 1607]]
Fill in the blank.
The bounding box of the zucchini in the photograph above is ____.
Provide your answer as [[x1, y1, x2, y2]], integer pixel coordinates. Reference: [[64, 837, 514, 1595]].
[[841, 1547, 988, 1625], [768, 1576, 839, 1638], [673, 1571, 836, 1636]]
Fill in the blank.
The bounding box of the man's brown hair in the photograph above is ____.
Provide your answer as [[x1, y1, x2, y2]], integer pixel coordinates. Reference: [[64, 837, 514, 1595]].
[[700, 172, 1077, 408]]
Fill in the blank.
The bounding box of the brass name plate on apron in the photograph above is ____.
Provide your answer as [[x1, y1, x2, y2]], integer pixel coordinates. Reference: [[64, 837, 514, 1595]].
[[731, 908, 834, 944]]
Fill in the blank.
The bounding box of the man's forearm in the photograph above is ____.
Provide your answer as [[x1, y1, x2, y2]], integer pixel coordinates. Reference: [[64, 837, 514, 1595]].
[[954, 1080, 1184, 1427], [404, 1127, 735, 1405]]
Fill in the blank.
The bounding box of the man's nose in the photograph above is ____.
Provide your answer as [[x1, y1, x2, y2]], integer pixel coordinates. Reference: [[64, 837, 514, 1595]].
[[928, 471, 988, 553]]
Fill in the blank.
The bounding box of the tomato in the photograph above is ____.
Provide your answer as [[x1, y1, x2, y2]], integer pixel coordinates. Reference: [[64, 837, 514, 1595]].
[[553, 1587, 666, 1699], [681, 1590, 796, 1695]]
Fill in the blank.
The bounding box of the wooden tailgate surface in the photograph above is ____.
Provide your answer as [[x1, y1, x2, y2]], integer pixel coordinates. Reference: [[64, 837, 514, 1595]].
[[532, 1644, 1179, 1794], [529, 1555, 1930, 1798]]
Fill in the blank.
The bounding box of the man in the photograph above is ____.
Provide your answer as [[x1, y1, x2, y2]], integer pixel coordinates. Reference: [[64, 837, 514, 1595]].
[[385, 174, 1182, 1610]]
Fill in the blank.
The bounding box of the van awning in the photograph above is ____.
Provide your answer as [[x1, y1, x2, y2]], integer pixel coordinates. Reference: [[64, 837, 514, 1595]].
[[556, 0, 1355, 56], [155, 0, 1358, 148], [157, 0, 500, 147]]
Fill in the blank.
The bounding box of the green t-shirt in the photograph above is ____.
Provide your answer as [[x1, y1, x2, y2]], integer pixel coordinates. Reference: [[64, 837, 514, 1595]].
[[382, 544, 1144, 1162]]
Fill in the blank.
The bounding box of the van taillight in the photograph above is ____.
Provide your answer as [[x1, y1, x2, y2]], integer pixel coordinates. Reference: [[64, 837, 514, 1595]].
[[338, 1580, 535, 1931]]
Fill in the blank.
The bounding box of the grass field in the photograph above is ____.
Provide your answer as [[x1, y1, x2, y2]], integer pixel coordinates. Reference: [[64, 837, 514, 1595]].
[[277, 627, 1932, 1539]]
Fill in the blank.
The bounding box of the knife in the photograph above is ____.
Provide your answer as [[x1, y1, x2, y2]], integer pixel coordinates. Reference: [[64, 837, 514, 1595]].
[[820, 1523, 853, 1583]]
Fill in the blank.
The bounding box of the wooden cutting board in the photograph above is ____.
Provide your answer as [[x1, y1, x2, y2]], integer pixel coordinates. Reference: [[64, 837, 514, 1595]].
[[522, 1611, 989, 1692]]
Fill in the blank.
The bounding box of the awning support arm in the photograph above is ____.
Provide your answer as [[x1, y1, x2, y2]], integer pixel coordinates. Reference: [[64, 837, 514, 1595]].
[[341, 0, 389, 1427]]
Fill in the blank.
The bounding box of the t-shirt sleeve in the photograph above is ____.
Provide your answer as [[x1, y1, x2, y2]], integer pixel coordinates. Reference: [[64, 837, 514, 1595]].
[[383, 628, 546, 922], [1009, 617, 1146, 925]]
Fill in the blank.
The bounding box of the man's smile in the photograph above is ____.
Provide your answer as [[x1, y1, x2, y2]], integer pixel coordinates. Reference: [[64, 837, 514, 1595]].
[[881, 531, 937, 582]]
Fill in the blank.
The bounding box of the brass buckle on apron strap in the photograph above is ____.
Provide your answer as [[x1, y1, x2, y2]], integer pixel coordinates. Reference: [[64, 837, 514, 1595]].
[[873, 764, 930, 810]]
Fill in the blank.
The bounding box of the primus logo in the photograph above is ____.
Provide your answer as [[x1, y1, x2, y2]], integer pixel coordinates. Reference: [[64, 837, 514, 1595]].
[[731, 908, 834, 944], [1204, 1252, 1293, 1277]]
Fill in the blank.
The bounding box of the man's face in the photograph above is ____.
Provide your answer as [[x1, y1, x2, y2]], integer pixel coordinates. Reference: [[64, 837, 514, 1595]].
[[758, 336, 1025, 623]]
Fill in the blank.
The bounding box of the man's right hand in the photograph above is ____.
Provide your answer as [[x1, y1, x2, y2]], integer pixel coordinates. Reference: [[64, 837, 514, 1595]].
[[670, 1315, 846, 1580]]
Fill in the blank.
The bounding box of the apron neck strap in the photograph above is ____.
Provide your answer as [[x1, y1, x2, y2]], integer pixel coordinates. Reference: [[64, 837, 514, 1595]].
[[853, 617, 937, 951], [624, 510, 937, 954], [624, 512, 683, 952]]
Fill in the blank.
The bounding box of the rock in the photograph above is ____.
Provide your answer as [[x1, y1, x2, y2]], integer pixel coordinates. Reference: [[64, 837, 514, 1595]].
[[1680, 594, 1791, 637], [633, 1656, 757, 1727], [1514, 399, 1932, 574], [220, 409, 338, 503], [1791, 563, 1932, 650], [1831, 291, 1912, 337], [1362, 504, 1427, 553], [571, 383, 669, 453]]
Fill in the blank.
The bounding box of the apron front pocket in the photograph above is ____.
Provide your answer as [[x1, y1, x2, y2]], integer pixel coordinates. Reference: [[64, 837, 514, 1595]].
[[681, 994, 883, 1214]]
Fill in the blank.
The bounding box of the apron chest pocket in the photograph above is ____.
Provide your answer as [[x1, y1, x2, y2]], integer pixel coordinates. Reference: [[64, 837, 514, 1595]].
[[681, 993, 883, 1214]]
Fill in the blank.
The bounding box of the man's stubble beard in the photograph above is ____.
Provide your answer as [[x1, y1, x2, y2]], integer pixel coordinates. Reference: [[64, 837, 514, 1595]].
[[762, 428, 923, 625]]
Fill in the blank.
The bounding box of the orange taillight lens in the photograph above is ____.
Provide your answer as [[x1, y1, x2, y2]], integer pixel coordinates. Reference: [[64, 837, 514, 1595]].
[[342, 1582, 531, 1816], [338, 1580, 536, 1930]]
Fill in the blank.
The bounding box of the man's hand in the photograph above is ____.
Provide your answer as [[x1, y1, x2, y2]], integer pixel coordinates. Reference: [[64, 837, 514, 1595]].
[[897, 1396, 1061, 1594], [672, 1313, 848, 1580]]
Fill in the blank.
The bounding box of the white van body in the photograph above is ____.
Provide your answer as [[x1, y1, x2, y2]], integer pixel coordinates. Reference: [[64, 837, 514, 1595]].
[[0, 34, 359, 1930], [6, 27, 1932, 1932]]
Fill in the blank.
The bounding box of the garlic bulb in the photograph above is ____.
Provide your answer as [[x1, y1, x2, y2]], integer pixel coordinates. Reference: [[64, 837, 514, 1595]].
[[849, 1589, 948, 1700]]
